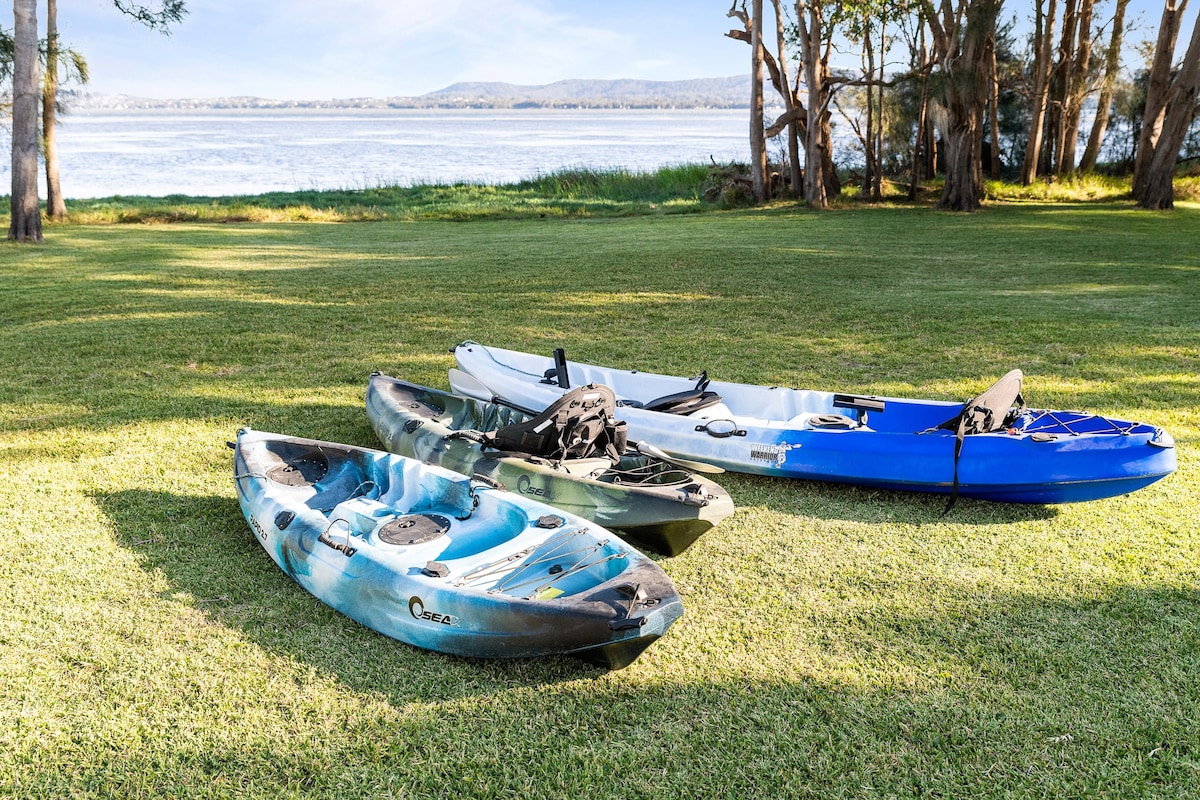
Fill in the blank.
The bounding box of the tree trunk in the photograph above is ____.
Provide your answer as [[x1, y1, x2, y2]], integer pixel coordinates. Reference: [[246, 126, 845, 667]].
[[1138, 9, 1200, 209], [1079, 0, 1129, 171], [909, 28, 931, 200], [874, 23, 885, 200], [1060, 0, 1095, 173], [987, 27, 1002, 178], [772, 0, 802, 196], [44, 0, 68, 220], [729, 1, 812, 201], [750, 0, 768, 203], [820, 105, 842, 199], [927, 0, 1003, 211], [862, 18, 877, 198], [9, 0, 44, 242], [798, 1, 829, 208], [1022, 0, 1058, 184], [1048, 0, 1078, 175], [1134, 0, 1188, 200]]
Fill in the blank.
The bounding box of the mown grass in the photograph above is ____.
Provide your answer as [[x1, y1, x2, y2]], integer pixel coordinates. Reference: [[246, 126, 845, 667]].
[[1, 199, 1198, 798]]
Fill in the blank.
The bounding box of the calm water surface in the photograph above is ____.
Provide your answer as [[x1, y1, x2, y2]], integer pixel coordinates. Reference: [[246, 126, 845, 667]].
[[6, 108, 751, 199]]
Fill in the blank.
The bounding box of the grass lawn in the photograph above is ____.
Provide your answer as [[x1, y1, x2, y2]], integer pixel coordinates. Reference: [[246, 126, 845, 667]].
[[1, 200, 1197, 798]]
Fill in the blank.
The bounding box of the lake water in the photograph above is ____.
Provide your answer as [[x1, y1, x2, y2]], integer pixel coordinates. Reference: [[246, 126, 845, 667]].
[[3, 108, 753, 199]]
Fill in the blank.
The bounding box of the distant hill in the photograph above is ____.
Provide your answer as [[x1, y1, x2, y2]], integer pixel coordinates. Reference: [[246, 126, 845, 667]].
[[71, 76, 767, 111], [423, 77, 753, 108]]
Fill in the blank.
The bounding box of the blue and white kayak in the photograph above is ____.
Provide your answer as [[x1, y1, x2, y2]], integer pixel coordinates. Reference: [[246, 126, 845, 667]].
[[450, 342, 1177, 505], [232, 428, 683, 668]]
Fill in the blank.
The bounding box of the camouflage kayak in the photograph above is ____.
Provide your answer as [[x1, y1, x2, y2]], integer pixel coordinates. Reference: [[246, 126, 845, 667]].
[[365, 372, 734, 556], [233, 428, 683, 669]]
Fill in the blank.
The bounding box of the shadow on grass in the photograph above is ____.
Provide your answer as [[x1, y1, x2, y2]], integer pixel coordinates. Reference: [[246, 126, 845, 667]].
[[720, 473, 1061, 525], [94, 488, 614, 698], [82, 487, 1200, 797]]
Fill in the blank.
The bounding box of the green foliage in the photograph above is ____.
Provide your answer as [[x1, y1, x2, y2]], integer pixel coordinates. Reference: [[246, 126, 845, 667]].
[[984, 174, 1134, 202], [1, 203, 1198, 798]]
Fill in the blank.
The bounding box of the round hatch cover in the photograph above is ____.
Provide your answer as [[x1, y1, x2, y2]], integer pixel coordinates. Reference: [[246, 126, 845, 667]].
[[378, 513, 452, 545]]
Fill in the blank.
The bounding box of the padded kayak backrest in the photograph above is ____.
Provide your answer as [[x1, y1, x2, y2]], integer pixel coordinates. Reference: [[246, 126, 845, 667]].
[[487, 383, 628, 462], [642, 388, 723, 415], [939, 368, 1025, 515], [939, 368, 1025, 435], [621, 370, 722, 416]]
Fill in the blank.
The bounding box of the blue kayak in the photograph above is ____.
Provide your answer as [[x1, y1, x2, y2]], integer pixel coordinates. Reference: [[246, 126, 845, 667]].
[[232, 429, 683, 668], [450, 342, 1177, 505]]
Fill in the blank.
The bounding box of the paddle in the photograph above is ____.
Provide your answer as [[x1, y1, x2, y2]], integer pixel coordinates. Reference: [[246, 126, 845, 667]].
[[634, 440, 725, 475], [447, 369, 541, 415], [449, 369, 726, 475]]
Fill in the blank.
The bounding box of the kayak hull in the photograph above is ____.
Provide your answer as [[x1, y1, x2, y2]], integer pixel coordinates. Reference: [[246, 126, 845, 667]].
[[365, 372, 734, 555], [233, 429, 683, 667], [451, 342, 1176, 505]]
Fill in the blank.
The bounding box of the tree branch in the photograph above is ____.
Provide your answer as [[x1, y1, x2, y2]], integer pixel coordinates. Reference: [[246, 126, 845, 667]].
[[112, 0, 188, 34]]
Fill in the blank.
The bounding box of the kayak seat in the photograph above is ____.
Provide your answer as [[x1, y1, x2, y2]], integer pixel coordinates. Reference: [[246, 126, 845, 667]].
[[624, 389, 723, 416], [488, 384, 627, 462]]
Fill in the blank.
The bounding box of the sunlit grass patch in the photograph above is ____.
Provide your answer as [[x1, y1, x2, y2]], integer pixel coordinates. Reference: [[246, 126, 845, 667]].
[[1, 204, 1198, 798]]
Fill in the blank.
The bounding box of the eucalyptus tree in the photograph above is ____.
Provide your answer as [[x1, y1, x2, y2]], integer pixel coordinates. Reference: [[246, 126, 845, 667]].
[[9, 0, 42, 242], [920, 0, 1005, 211], [750, 0, 769, 201], [1078, 0, 1131, 172], [1021, 0, 1057, 183], [726, 0, 841, 204], [840, 0, 916, 200], [7, 0, 186, 240], [44, 0, 185, 218], [44, 0, 91, 219], [1134, 1, 1200, 209], [1043, 0, 1097, 175], [795, 0, 834, 206], [770, 0, 802, 196]]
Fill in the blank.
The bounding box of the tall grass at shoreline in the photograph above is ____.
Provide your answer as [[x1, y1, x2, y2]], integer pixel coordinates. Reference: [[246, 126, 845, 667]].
[[14, 164, 1198, 226], [44, 164, 716, 224], [1, 200, 1198, 798]]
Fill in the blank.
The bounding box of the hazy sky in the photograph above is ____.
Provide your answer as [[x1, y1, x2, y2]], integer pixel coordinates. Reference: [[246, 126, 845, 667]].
[[57, 0, 1182, 101]]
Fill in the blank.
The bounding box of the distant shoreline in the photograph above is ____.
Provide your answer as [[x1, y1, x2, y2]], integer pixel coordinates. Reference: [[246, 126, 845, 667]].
[[65, 76, 781, 112], [68, 104, 763, 114]]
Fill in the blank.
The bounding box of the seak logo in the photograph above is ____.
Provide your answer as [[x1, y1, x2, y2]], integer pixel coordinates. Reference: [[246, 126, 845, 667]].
[[409, 596, 458, 626], [516, 474, 547, 498]]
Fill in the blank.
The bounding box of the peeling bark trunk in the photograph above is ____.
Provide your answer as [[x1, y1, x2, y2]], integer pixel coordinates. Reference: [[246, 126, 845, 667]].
[[909, 28, 931, 200], [926, 0, 1003, 211], [1047, 0, 1078, 175], [9, 0, 44, 243], [44, 0, 68, 220], [874, 23, 885, 200], [863, 20, 877, 198], [1022, 0, 1057, 184], [1138, 10, 1200, 209], [797, 0, 829, 209], [730, 0, 837, 204], [987, 27, 1002, 178], [1134, 0, 1187, 200], [771, 0, 802, 196], [1079, 0, 1129, 172], [750, 0, 768, 203], [1059, 0, 1094, 173]]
